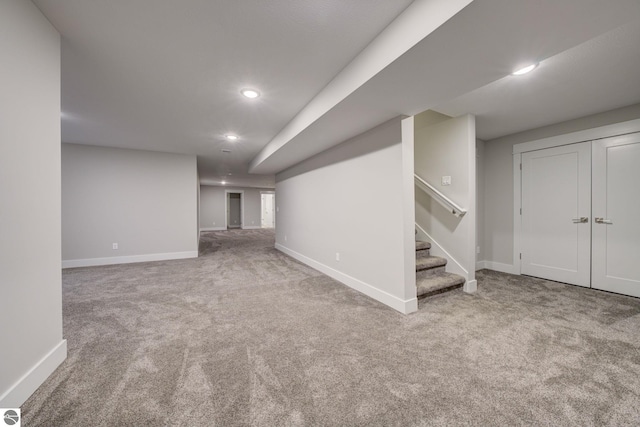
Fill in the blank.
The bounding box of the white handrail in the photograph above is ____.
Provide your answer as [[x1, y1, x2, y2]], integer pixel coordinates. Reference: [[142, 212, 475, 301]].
[[414, 174, 467, 217]]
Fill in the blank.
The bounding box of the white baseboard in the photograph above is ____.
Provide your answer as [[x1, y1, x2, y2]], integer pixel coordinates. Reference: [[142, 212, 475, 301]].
[[200, 227, 226, 231], [476, 260, 518, 275], [275, 243, 417, 314], [463, 279, 477, 293], [62, 251, 198, 268], [242, 226, 262, 230], [0, 339, 67, 407]]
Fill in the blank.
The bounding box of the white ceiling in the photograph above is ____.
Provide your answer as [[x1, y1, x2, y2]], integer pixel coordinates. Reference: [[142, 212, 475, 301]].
[[249, 0, 640, 173], [33, 0, 414, 188], [435, 19, 640, 140], [34, 0, 640, 183]]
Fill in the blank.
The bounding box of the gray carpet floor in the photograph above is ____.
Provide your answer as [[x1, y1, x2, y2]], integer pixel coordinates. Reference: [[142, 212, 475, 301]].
[[22, 229, 640, 426]]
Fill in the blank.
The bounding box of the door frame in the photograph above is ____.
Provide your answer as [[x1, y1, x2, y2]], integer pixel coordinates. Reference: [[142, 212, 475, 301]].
[[512, 118, 640, 275], [224, 190, 244, 229]]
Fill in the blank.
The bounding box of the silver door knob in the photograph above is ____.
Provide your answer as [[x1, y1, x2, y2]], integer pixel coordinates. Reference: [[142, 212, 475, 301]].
[[595, 217, 613, 224], [572, 217, 588, 223]]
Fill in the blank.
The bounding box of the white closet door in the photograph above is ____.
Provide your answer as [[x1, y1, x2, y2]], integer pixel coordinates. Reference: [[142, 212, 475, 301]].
[[521, 142, 591, 287], [592, 133, 640, 297]]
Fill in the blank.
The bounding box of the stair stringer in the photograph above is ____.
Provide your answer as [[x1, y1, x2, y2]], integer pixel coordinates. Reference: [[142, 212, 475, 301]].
[[415, 222, 468, 282]]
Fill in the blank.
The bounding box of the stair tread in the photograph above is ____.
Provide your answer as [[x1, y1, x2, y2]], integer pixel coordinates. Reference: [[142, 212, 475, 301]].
[[416, 272, 465, 298], [415, 240, 431, 251], [416, 255, 446, 271]]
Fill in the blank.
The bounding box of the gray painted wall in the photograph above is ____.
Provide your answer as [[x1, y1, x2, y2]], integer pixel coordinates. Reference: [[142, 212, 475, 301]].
[[200, 185, 226, 229], [199, 186, 274, 230], [62, 144, 198, 265], [414, 112, 476, 283], [275, 117, 417, 313], [197, 171, 201, 244], [0, 0, 65, 406], [476, 139, 485, 266], [482, 103, 640, 268]]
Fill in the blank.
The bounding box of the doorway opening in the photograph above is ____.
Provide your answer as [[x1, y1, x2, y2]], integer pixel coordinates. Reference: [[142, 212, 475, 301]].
[[225, 191, 243, 229], [261, 192, 275, 229]]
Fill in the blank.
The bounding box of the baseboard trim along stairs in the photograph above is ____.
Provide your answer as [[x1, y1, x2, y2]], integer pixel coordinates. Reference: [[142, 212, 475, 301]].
[[415, 240, 465, 299]]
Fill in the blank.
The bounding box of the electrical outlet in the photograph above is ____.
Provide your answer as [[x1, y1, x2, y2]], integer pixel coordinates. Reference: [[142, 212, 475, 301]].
[[476, 246, 480, 254], [441, 176, 451, 186], [284, 235, 287, 242], [213, 221, 215, 225], [112, 243, 118, 250], [336, 252, 340, 261]]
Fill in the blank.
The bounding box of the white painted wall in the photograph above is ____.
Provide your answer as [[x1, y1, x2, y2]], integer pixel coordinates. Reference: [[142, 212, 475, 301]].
[[62, 144, 198, 267], [482, 103, 640, 272], [0, 0, 66, 407], [275, 118, 417, 314], [414, 112, 476, 289], [199, 186, 274, 230]]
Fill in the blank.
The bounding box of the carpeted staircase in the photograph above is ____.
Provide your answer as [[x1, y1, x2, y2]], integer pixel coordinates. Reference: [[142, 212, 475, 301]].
[[415, 240, 465, 298]]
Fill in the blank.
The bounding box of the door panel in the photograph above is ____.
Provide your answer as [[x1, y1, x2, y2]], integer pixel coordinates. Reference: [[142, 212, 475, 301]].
[[592, 133, 640, 297], [521, 142, 591, 287], [261, 193, 274, 228]]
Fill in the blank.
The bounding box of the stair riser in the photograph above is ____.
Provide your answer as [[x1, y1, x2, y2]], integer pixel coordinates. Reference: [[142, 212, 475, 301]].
[[416, 265, 446, 279], [417, 283, 464, 299], [415, 240, 465, 302], [415, 248, 430, 258]]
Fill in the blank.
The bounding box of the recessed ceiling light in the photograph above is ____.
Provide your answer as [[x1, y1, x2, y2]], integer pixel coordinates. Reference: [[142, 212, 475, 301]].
[[225, 134, 238, 141], [221, 180, 226, 185], [241, 88, 260, 99], [512, 63, 538, 76]]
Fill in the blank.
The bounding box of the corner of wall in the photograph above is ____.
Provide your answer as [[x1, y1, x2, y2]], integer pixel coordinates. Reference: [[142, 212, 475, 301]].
[[0, 0, 65, 408], [0, 340, 67, 408]]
